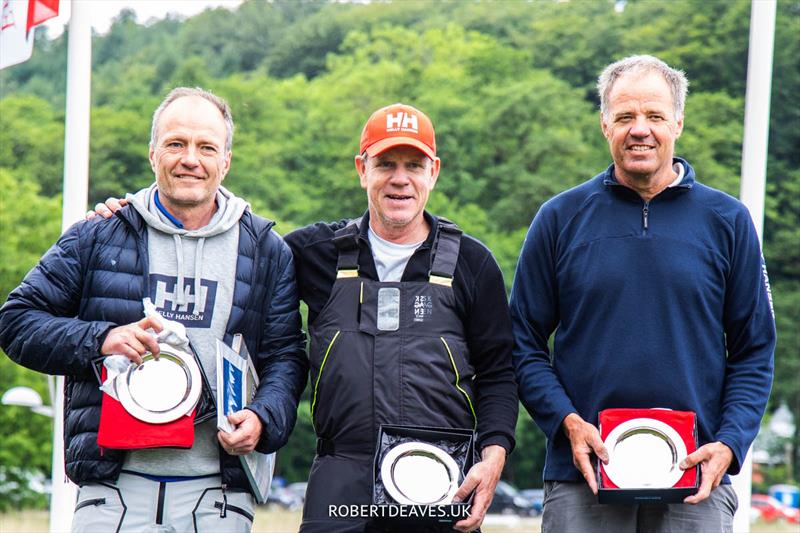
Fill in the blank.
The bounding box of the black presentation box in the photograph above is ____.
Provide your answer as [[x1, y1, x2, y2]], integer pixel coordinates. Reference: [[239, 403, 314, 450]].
[[371, 424, 476, 525]]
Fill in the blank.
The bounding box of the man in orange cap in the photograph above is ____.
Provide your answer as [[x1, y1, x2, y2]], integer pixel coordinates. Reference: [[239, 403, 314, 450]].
[[285, 103, 518, 532]]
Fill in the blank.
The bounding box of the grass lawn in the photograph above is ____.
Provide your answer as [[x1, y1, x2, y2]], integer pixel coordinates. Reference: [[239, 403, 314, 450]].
[[1, 508, 797, 532]]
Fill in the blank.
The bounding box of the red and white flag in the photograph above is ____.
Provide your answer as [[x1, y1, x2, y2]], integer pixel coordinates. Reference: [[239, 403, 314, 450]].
[[0, 0, 59, 70]]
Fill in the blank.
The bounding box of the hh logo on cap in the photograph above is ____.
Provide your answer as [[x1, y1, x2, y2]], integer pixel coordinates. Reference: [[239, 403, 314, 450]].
[[386, 112, 418, 133]]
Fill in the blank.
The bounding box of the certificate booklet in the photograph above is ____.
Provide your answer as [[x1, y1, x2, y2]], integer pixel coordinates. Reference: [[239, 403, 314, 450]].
[[216, 335, 276, 503]]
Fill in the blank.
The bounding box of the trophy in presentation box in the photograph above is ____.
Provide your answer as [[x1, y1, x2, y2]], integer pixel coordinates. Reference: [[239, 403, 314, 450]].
[[597, 408, 699, 504]]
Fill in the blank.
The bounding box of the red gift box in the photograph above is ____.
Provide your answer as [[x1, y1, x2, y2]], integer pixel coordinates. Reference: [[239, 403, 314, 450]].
[[97, 367, 195, 450], [597, 408, 699, 504]]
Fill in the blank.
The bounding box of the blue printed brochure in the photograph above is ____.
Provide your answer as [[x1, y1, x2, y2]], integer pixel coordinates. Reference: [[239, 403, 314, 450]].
[[215, 335, 275, 503]]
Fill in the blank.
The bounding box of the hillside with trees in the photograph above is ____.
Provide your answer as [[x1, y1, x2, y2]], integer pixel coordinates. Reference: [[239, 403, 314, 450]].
[[0, 0, 797, 507]]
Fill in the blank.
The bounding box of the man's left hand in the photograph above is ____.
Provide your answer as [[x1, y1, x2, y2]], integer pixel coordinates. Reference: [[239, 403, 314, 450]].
[[452, 444, 506, 532], [217, 409, 263, 455], [680, 441, 733, 504]]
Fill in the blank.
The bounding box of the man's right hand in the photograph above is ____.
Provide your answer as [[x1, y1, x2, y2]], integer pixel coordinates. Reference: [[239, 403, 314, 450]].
[[85, 197, 128, 220], [563, 412, 609, 494], [101, 316, 163, 364]]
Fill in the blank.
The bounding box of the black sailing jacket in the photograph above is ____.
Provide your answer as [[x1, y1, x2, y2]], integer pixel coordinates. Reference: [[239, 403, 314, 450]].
[[286, 211, 517, 453]]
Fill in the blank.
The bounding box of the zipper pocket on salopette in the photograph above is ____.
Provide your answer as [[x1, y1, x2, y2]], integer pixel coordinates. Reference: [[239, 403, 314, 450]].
[[310, 330, 341, 431], [440, 337, 477, 430]]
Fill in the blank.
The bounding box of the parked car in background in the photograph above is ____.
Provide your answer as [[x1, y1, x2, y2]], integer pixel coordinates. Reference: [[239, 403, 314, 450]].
[[267, 480, 303, 510], [520, 488, 544, 515], [751, 494, 800, 524], [749, 504, 762, 525], [286, 481, 308, 506], [752, 494, 784, 523], [487, 481, 538, 516], [780, 501, 800, 523], [769, 484, 800, 513]]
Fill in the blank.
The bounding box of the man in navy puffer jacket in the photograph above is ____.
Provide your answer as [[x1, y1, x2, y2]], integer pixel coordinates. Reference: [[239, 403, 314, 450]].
[[0, 87, 307, 532], [510, 56, 776, 532]]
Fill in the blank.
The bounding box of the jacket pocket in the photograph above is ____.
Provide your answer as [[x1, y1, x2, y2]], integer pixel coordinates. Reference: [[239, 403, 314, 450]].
[[308, 328, 375, 441], [192, 487, 255, 531], [72, 483, 126, 533], [75, 497, 105, 511], [214, 500, 254, 522], [440, 337, 477, 429]]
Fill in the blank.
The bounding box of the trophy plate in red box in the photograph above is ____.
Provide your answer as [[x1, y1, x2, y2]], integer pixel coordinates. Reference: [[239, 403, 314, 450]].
[[597, 408, 699, 504]]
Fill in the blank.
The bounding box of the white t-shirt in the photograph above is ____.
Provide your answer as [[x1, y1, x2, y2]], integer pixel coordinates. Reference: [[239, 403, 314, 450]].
[[368, 227, 424, 282]]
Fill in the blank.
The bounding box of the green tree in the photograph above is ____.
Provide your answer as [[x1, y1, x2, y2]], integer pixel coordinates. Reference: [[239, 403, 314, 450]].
[[0, 169, 61, 511], [89, 106, 153, 203], [678, 91, 744, 196], [0, 169, 61, 300], [0, 95, 64, 196]]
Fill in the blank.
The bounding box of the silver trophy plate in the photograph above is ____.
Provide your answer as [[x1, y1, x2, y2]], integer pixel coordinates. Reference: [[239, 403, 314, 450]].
[[381, 441, 460, 505], [115, 345, 202, 424], [603, 418, 687, 489]]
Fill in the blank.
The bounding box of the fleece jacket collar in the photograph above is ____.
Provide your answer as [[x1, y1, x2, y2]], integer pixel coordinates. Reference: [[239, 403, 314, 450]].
[[602, 157, 696, 202]]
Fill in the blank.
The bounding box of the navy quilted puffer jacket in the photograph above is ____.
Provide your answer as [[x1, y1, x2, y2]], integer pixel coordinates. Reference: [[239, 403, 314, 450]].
[[0, 206, 308, 491]]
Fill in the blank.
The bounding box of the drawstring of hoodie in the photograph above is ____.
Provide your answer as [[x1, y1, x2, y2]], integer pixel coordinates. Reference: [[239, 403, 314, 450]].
[[173, 234, 186, 305], [193, 238, 205, 315], [171, 233, 206, 315]]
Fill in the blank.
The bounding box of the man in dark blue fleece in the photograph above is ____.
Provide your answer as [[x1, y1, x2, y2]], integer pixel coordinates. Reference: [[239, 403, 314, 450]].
[[510, 55, 776, 532]]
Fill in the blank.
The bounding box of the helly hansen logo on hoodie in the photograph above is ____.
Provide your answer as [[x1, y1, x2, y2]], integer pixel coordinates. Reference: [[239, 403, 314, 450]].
[[149, 273, 217, 327]]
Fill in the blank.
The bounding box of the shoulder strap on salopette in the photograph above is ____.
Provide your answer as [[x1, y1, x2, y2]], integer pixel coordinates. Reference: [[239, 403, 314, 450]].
[[428, 217, 462, 287], [332, 217, 362, 279]]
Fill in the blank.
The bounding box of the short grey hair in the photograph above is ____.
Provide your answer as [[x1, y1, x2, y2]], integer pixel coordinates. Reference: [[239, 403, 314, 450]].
[[150, 87, 234, 151], [597, 55, 689, 119]]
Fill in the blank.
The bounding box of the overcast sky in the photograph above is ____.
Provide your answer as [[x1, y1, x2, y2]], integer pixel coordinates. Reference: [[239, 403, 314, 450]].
[[44, 0, 244, 37]]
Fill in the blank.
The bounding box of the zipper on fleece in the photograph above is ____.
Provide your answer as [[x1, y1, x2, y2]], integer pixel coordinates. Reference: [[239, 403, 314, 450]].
[[642, 201, 650, 234]]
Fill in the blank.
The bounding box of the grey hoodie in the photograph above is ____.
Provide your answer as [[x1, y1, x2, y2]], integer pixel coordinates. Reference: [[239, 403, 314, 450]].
[[123, 184, 249, 476]]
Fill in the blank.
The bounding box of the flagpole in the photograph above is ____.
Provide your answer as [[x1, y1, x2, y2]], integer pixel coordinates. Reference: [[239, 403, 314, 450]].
[[739, 0, 776, 242], [52, 0, 92, 531], [60, 0, 91, 231], [733, 1, 777, 532]]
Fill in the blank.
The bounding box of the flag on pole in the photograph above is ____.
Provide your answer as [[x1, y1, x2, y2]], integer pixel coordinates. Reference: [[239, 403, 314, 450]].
[[27, 0, 57, 32], [0, 0, 59, 70]]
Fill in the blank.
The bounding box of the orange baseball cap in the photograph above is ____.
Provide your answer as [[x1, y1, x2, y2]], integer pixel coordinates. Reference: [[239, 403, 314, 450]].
[[359, 103, 436, 159]]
